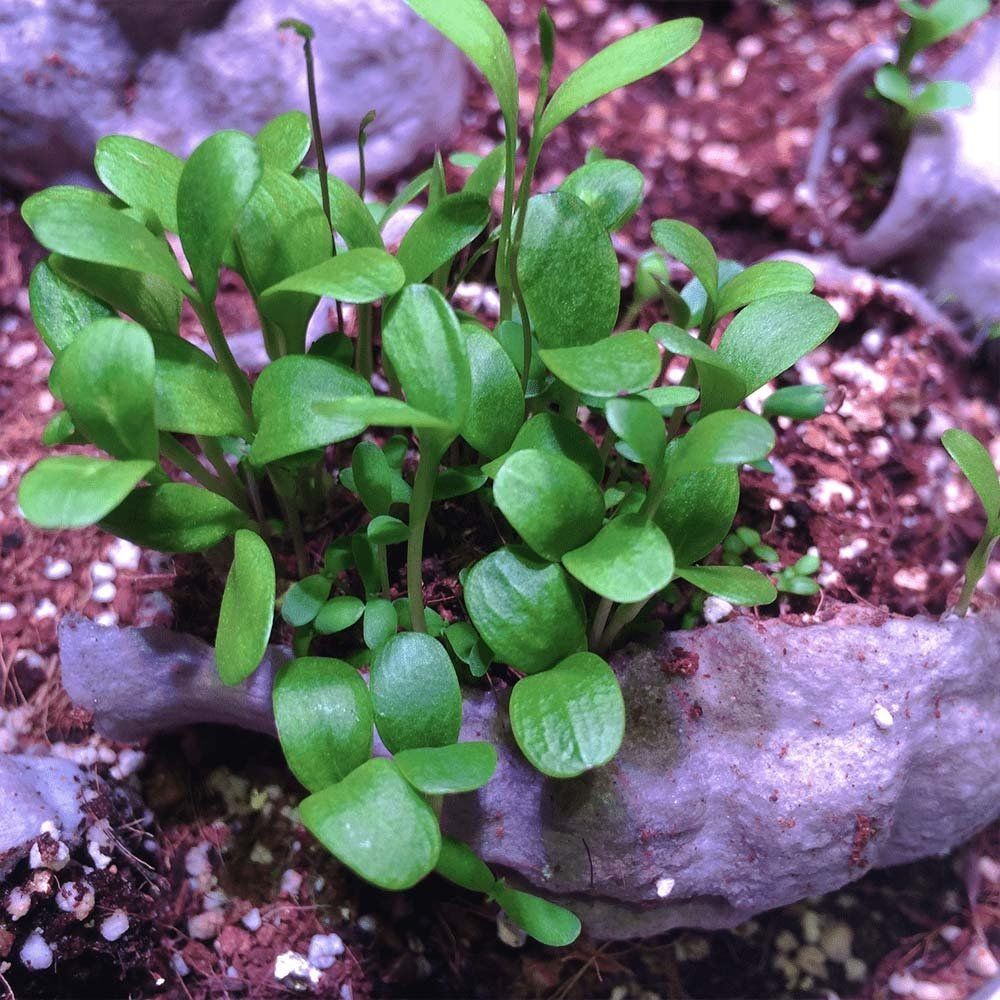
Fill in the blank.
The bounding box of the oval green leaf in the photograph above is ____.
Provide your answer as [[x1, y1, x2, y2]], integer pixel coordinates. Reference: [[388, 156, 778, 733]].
[[314, 596, 366, 635], [654, 460, 740, 566], [560, 158, 644, 231], [461, 327, 524, 459], [464, 546, 587, 674], [676, 565, 777, 606], [396, 192, 491, 284], [651, 218, 719, 310], [715, 260, 815, 317], [943, 428, 1000, 533], [436, 837, 496, 893], [485, 412, 604, 483], [667, 410, 775, 484], [370, 632, 462, 753], [281, 575, 332, 628], [509, 651, 625, 778], [274, 656, 373, 791], [493, 885, 582, 947], [605, 396, 666, 471], [256, 111, 312, 173], [259, 246, 405, 306], [363, 598, 398, 651], [28, 258, 113, 356], [540, 330, 660, 398], [94, 135, 183, 232], [216, 529, 275, 686], [394, 742, 497, 795]]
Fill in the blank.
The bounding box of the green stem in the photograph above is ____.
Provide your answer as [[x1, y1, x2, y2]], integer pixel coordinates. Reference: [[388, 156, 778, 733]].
[[377, 543, 391, 598], [510, 139, 543, 396], [496, 131, 517, 322], [159, 433, 241, 504], [598, 430, 617, 475], [598, 597, 650, 653], [273, 480, 309, 579], [196, 436, 248, 508], [302, 32, 344, 335], [194, 301, 253, 417], [954, 534, 997, 616], [355, 303, 374, 380], [589, 597, 613, 650], [406, 443, 443, 634]]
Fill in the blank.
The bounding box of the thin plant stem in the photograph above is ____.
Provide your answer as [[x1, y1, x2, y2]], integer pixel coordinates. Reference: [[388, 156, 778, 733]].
[[196, 436, 248, 508], [589, 597, 613, 650], [406, 443, 443, 634], [193, 301, 253, 417], [598, 430, 617, 474], [377, 543, 391, 598], [355, 303, 374, 379], [159, 433, 242, 505], [301, 31, 345, 335], [243, 466, 269, 535], [954, 534, 997, 616], [496, 132, 517, 322], [598, 597, 650, 653], [273, 480, 309, 579]]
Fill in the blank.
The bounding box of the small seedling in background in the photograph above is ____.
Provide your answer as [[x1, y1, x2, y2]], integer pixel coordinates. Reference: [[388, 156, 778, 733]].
[[872, 0, 988, 130], [942, 428, 1000, 615], [775, 549, 822, 597]]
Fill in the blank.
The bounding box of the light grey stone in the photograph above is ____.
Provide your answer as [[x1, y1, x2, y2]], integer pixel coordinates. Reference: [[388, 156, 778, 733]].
[[0, 0, 464, 189], [0, 753, 90, 878], [805, 17, 1000, 329], [57, 607, 1000, 938]]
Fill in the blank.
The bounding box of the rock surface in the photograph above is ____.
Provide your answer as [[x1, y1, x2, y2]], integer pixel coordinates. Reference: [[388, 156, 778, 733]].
[[58, 608, 1000, 938], [1, 0, 464, 189], [806, 17, 1000, 328], [0, 754, 90, 878]]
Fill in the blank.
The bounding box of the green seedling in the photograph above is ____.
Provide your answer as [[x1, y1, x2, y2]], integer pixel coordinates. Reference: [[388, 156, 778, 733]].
[[872, 0, 988, 129], [17, 2, 843, 945], [942, 428, 1000, 615]]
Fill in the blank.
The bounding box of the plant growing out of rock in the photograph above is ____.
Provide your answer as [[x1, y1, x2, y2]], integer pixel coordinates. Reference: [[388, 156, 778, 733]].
[[942, 428, 1000, 615], [17, 1, 840, 943], [872, 0, 988, 128]]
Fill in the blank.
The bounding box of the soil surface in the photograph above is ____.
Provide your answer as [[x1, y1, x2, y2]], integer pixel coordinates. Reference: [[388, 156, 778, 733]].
[[2, 0, 999, 998]]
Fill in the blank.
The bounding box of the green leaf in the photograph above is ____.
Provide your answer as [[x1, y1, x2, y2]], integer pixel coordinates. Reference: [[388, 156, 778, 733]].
[[703, 293, 839, 412], [216, 529, 275, 686], [762, 384, 827, 421], [899, 0, 988, 62], [351, 441, 394, 515], [461, 327, 524, 459], [667, 410, 775, 484], [251, 356, 371, 465], [434, 465, 487, 501], [943, 428, 1000, 534], [236, 166, 330, 355], [376, 169, 433, 233], [177, 130, 262, 302], [314, 596, 366, 635], [560, 158, 644, 231], [680, 258, 744, 329], [606, 396, 666, 471], [874, 64, 912, 108], [382, 284, 471, 434], [363, 598, 398, 650], [281, 575, 333, 627], [492, 886, 582, 947], [464, 142, 508, 197], [634, 250, 670, 305], [638, 385, 700, 415], [652, 323, 745, 406], [298, 169, 385, 249], [41, 410, 78, 446], [256, 111, 312, 172], [563, 515, 674, 602], [259, 246, 404, 306], [464, 546, 587, 674], [404, 0, 519, 133], [436, 837, 495, 893], [444, 621, 493, 678], [59, 318, 158, 460], [100, 482, 246, 552], [94, 135, 183, 232], [149, 332, 251, 437], [715, 260, 815, 317], [518, 192, 620, 349], [485, 412, 604, 482], [538, 18, 702, 140], [654, 461, 740, 566], [50, 254, 182, 337], [367, 515, 409, 545], [910, 79, 973, 116], [539, 331, 660, 398], [509, 651, 625, 777], [28, 258, 113, 356], [300, 758, 441, 890], [494, 320, 550, 397], [274, 656, 373, 792], [353, 535, 383, 601], [22, 197, 191, 296], [370, 632, 462, 753], [394, 742, 497, 795], [19, 457, 155, 529], [494, 450, 604, 561], [313, 396, 453, 432], [393, 599, 447, 637], [676, 565, 777, 605], [651, 218, 719, 311], [396, 192, 491, 284]]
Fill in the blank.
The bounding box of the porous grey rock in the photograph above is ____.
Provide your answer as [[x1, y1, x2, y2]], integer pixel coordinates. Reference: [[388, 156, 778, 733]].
[[0, 754, 90, 878], [805, 17, 1000, 329], [58, 608, 1000, 938], [0, 0, 464, 189]]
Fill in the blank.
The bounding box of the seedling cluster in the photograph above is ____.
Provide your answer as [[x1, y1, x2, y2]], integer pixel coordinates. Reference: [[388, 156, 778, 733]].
[[872, 0, 988, 128], [19, 2, 847, 942]]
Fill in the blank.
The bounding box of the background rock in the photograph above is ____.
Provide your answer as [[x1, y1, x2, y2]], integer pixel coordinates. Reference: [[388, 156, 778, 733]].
[[0, 0, 464, 189], [59, 607, 1000, 938]]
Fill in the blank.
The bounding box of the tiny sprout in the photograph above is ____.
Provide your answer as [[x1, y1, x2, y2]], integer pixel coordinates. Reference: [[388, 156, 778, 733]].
[[763, 384, 827, 421], [775, 549, 823, 597]]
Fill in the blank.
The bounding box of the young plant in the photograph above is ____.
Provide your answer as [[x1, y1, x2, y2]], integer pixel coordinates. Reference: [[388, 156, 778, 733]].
[[872, 0, 988, 129], [942, 428, 1000, 615], [17, 2, 840, 944]]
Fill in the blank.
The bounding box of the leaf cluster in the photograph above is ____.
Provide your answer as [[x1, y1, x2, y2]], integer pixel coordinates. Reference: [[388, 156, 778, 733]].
[[18, 2, 842, 944]]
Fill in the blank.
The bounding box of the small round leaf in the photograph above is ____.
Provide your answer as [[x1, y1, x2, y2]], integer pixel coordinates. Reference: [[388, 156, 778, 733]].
[[314, 596, 366, 635], [394, 742, 497, 795]]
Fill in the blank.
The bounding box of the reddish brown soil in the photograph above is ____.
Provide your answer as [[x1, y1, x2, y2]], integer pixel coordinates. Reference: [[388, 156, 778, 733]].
[[2, 1, 1000, 998]]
